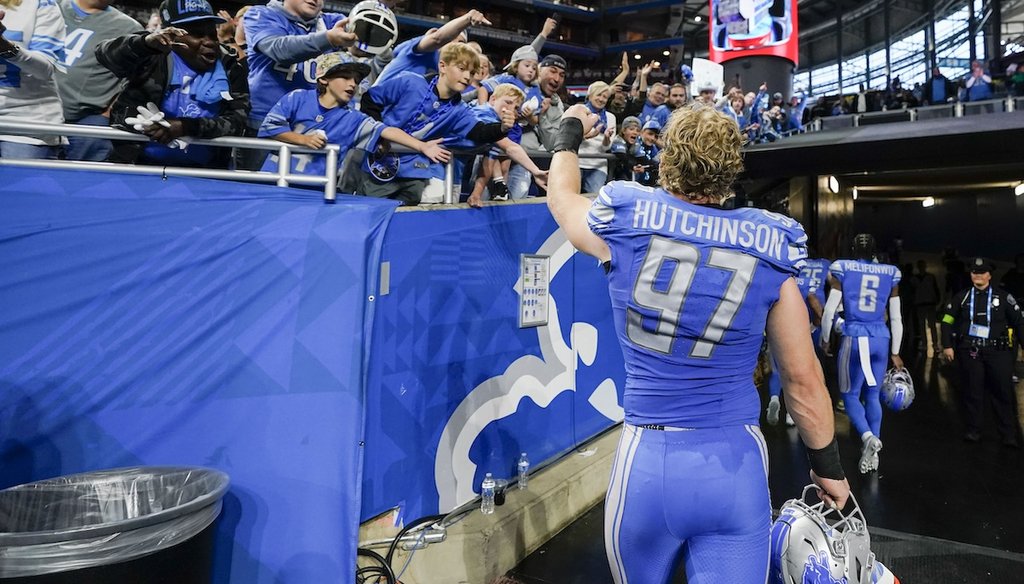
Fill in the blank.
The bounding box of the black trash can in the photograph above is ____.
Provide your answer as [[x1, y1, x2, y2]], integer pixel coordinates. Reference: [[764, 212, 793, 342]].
[[0, 466, 229, 583]]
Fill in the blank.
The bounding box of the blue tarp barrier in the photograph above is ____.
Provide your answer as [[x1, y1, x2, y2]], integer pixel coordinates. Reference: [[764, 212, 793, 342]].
[[0, 168, 396, 584]]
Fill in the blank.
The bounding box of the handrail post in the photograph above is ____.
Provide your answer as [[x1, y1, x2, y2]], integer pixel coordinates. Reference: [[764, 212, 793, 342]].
[[443, 158, 455, 205], [277, 145, 291, 188], [1007, 97, 1015, 113], [324, 146, 338, 204], [954, 101, 964, 117]]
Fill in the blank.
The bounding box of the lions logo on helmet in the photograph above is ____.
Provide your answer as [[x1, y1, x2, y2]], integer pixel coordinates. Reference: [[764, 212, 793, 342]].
[[770, 485, 894, 584], [881, 367, 914, 411], [345, 1, 399, 56]]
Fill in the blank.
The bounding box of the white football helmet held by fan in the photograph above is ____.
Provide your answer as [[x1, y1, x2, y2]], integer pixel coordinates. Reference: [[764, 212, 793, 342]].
[[881, 367, 914, 411], [770, 485, 900, 584], [345, 1, 399, 55]]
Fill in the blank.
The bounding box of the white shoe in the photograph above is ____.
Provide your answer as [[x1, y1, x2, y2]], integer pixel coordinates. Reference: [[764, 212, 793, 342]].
[[767, 398, 780, 425], [859, 436, 882, 474], [785, 413, 795, 427]]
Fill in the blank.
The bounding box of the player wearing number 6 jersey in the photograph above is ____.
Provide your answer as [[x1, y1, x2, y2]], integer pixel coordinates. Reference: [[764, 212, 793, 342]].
[[545, 103, 850, 584], [820, 234, 904, 474]]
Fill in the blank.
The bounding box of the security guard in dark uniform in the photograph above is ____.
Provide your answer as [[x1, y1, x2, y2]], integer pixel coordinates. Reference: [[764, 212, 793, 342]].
[[941, 257, 1024, 446]]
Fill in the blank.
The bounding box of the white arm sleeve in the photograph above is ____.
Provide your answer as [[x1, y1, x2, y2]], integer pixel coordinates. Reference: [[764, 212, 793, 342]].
[[821, 289, 843, 344], [888, 296, 903, 355]]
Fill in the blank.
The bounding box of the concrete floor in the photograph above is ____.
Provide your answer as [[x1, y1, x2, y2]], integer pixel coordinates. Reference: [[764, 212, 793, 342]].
[[511, 350, 1024, 583]]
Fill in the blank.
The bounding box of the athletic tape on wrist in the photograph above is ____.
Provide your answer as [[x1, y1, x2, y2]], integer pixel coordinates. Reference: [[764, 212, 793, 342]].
[[806, 436, 845, 480], [551, 117, 585, 154]]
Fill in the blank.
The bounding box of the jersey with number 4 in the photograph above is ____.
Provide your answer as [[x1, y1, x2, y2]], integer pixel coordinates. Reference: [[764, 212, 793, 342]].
[[244, 4, 344, 125], [588, 182, 808, 428], [828, 259, 901, 338]]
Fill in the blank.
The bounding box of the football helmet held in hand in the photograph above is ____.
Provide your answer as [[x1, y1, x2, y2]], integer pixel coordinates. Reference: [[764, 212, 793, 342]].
[[770, 485, 891, 584], [346, 1, 398, 55]]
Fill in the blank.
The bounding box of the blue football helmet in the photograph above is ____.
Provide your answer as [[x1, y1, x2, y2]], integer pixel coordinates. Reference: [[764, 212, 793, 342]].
[[881, 367, 914, 411], [770, 485, 880, 584]]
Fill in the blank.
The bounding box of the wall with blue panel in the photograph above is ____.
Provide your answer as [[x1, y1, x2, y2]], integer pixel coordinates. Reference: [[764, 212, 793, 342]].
[[362, 201, 625, 523]]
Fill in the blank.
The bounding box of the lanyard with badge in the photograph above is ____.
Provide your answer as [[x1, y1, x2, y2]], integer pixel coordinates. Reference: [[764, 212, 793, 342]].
[[968, 288, 992, 340]]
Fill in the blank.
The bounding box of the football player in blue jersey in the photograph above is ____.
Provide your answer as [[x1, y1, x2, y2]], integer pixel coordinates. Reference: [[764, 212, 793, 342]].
[[546, 103, 851, 584], [820, 234, 905, 474], [237, 0, 355, 169], [767, 255, 831, 425]]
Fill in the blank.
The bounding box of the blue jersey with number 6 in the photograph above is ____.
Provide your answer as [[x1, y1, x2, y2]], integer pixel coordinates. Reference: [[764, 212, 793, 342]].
[[828, 259, 901, 338], [587, 182, 808, 428]]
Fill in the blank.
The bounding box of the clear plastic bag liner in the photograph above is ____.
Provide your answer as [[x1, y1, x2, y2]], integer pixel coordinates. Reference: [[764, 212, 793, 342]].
[[0, 467, 229, 578]]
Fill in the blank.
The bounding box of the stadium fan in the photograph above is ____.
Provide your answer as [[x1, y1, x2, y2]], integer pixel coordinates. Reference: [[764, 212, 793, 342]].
[[96, 0, 249, 167]]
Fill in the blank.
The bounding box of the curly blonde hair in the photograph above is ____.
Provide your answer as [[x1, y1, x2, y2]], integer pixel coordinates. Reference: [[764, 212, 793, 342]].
[[658, 104, 744, 203]]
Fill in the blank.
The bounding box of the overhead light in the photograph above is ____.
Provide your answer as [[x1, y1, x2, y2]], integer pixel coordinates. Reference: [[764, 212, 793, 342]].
[[922, 196, 935, 208], [694, 15, 702, 22], [852, 187, 858, 200], [827, 176, 839, 193], [663, 50, 671, 56], [1015, 182, 1024, 196], [634, 54, 642, 60]]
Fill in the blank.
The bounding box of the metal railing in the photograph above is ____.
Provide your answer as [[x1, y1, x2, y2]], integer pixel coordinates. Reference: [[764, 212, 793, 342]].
[[805, 96, 1022, 132], [0, 119, 619, 205], [0, 120, 342, 203]]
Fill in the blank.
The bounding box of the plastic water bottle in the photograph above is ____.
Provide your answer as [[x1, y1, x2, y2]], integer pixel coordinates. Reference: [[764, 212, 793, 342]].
[[480, 473, 496, 515], [516, 453, 530, 490]]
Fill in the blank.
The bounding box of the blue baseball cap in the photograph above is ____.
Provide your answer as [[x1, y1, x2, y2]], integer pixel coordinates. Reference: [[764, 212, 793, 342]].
[[160, 0, 226, 27], [642, 120, 661, 132]]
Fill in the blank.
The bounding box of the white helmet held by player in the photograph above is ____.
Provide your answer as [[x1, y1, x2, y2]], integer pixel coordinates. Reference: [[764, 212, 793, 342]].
[[881, 367, 914, 411], [769, 485, 900, 584], [345, 1, 399, 56]]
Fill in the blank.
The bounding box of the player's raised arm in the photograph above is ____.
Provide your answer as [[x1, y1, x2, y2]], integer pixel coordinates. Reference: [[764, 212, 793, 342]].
[[547, 104, 610, 262]]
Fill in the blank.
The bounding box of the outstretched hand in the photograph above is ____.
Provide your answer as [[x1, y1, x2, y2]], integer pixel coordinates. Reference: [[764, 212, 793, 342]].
[[327, 18, 357, 48], [465, 9, 492, 27], [144, 27, 189, 53], [420, 137, 451, 164]]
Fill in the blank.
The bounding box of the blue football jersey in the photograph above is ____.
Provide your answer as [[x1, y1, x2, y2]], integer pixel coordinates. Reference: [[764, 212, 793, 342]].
[[363, 73, 479, 180], [257, 89, 384, 177], [244, 4, 345, 126], [372, 35, 437, 86], [588, 182, 808, 428], [796, 258, 830, 321], [639, 102, 670, 128], [828, 259, 901, 337]]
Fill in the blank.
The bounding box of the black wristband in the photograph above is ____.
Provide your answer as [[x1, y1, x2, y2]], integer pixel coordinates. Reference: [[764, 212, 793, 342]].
[[551, 117, 585, 154], [806, 437, 845, 480]]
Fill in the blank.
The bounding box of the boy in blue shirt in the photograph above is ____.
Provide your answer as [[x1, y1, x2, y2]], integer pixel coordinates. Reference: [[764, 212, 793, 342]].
[[464, 83, 548, 207], [820, 234, 904, 474], [237, 0, 355, 168], [258, 52, 450, 181], [354, 42, 515, 205]]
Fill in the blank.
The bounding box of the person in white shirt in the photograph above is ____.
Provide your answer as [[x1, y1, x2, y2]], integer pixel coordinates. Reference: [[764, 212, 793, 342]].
[[578, 80, 615, 193], [0, 0, 66, 159]]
